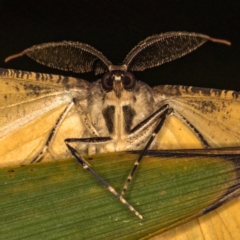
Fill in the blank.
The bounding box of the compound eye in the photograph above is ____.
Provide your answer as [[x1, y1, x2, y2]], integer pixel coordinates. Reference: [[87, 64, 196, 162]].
[[101, 73, 114, 91], [123, 72, 136, 90]]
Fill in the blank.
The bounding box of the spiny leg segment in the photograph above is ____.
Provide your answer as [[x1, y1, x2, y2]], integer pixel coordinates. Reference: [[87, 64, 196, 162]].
[[63, 104, 171, 218], [121, 106, 172, 196], [126, 104, 170, 150], [65, 138, 143, 219], [64, 103, 210, 218], [173, 111, 211, 148], [31, 102, 74, 163], [121, 105, 211, 196], [29, 100, 143, 218]]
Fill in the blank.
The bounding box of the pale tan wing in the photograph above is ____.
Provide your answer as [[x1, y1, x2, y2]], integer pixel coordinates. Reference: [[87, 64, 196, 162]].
[[153, 85, 240, 149], [151, 86, 240, 239], [151, 199, 240, 240], [0, 68, 91, 167]]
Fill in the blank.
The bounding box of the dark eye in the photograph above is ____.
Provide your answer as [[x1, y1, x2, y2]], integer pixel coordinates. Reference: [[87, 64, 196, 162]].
[[123, 72, 136, 90], [101, 73, 113, 91]]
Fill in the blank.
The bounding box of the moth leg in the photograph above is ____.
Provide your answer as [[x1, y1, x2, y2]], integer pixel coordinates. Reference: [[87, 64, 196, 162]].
[[121, 105, 212, 196], [172, 110, 210, 148], [74, 100, 100, 138], [128, 105, 169, 138], [74, 100, 102, 155], [121, 106, 172, 196], [64, 137, 143, 219], [31, 102, 74, 163], [65, 136, 114, 145], [203, 186, 240, 214], [126, 104, 169, 149]]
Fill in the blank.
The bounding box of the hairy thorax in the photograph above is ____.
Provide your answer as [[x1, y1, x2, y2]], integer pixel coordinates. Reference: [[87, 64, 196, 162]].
[[85, 80, 155, 153]]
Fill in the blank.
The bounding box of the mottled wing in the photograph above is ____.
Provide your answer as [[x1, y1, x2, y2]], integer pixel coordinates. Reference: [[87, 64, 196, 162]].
[[6, 42, 112, 75], [0, 68, 91, 167], [153, 85, 240, 149], [123, 32, 230, 72]]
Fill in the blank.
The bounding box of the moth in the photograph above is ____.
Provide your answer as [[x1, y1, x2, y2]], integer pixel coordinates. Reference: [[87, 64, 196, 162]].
[[1, 31, 236, 218]]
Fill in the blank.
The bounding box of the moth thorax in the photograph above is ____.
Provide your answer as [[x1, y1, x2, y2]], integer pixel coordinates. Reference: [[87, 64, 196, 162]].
[[102, 104, 136, 135]]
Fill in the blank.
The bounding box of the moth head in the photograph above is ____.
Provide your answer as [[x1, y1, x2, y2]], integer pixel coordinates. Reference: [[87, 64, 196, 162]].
[[101, 68, 136, 98]]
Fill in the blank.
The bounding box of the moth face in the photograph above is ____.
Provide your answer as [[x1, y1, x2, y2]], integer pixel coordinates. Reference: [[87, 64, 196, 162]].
[[101, 70, 136, 98]]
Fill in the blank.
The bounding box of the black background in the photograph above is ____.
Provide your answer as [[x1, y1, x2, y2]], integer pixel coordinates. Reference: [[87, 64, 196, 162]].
[[0, 0, 239, 90]]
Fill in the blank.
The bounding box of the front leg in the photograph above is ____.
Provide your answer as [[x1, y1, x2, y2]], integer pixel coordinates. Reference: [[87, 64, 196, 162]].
[[31, 102, 74, 163], [121, 106, 172, 196], [121, 105, 211, 196], [64, 137, 143, 219]]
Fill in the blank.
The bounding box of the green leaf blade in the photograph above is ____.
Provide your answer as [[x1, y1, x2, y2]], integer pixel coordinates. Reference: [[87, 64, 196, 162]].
[[0, 151, 239, 239]]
